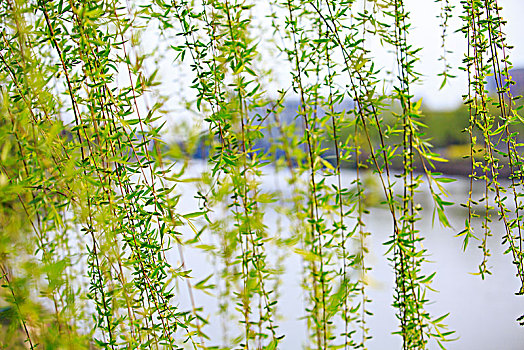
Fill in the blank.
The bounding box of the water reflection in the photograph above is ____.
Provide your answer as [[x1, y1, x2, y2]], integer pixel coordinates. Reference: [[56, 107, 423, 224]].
[[172, 162, 524, 349]]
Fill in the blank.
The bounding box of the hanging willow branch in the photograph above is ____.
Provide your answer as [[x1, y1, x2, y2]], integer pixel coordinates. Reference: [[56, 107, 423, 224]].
[[0, 0, 523, 349]]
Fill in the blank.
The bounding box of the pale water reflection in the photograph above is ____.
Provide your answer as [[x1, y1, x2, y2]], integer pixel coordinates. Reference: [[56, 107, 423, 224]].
[[171, 161, 524, 349]]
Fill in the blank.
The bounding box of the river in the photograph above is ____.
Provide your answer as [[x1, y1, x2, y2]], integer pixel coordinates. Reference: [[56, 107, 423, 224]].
[[168, 160, 524, 349]]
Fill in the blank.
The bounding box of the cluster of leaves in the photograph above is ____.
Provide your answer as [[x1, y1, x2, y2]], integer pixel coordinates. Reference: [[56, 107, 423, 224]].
[[459, 0, 524, 289]]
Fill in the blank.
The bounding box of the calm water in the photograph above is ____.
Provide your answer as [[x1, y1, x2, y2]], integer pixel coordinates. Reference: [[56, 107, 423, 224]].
[[170, 161, 524, 349]]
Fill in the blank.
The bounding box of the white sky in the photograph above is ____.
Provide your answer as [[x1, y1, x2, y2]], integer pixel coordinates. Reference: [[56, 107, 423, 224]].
[[139, 0, 524, 137], [404, 0, 524, 110], [247, 0, 524, 111]]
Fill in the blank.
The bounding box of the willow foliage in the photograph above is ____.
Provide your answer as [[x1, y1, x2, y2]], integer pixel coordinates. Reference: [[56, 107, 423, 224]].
[[0, 0, 522, 349]]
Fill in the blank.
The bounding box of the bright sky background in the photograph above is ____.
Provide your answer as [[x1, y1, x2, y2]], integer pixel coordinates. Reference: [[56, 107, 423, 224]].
[[403, 0, 524, 110], [249, 0, 524, 111], [139, 0, 524, 138]]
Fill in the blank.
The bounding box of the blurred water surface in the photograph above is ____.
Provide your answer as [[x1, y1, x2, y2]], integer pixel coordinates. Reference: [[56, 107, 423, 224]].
[[170, 161, 524, 349]]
